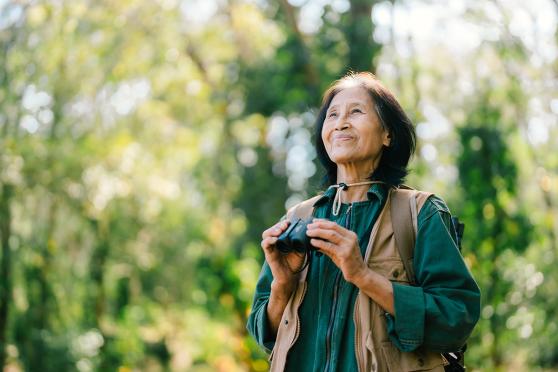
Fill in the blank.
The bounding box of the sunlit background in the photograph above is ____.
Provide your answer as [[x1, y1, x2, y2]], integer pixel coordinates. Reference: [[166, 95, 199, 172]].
[[0, 0, 557, 371]]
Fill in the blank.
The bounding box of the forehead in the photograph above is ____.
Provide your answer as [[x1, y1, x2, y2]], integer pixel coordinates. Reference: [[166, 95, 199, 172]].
[[329, 86, 373, 108]]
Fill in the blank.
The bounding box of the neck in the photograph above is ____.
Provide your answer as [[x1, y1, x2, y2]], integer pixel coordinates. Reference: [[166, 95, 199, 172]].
[[336, 161, 377, 203]]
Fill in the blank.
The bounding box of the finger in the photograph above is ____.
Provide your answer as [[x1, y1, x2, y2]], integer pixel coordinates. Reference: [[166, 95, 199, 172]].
[[308, 219, 344, 232], [261, 236, 278, 251], [308, 221, 352, 240], [306, 227, 343, 244], [310, 238, 336, 255], [262, 220, 290, 239]]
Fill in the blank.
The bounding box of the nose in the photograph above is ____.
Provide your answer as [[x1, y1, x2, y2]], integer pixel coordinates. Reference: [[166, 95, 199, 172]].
[[334, 111, 350, 131]]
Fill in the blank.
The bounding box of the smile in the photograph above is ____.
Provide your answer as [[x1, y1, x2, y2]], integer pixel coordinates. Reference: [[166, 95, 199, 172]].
[[333, 135, 354, 141]]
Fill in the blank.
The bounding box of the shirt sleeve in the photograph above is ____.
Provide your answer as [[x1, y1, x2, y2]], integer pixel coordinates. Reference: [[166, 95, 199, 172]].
[[386, 196, 481, 353], [246, 260, 276, 353]]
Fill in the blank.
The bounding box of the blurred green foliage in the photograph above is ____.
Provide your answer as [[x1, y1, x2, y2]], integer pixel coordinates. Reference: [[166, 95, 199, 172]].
[[0, 0, 557, 371]]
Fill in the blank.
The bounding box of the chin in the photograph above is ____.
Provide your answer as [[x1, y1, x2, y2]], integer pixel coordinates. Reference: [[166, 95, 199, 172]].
[[330, 153, 356, 164]]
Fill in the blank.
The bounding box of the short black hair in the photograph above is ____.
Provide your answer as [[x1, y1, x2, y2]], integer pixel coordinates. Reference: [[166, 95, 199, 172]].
[[315, 72, 416, 187]]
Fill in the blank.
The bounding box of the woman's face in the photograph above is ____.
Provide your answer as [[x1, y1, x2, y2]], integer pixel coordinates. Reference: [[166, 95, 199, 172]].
[[321, 86, 390, 167]]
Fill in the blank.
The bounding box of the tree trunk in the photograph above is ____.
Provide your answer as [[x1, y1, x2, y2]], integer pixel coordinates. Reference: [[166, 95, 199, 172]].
[[87, 219, 110, 328], [346, 0, 380, 72], [0, 183, 13, 369], [278, 0, 320, 93]]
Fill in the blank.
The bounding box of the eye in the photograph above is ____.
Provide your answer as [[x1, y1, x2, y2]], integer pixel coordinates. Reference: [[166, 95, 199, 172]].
[[351, 108, 363, 114], [327, 111, 337, 118]]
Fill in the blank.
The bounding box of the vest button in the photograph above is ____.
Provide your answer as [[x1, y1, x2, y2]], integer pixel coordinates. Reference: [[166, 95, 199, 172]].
[[392, 269, 399, 278], [284, 320, 289, 325]]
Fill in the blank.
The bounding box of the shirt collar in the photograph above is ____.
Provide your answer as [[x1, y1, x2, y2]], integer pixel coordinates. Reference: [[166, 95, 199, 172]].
[[312, 182, 388, 207]]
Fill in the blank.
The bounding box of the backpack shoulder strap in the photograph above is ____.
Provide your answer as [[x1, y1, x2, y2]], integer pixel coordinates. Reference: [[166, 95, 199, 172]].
[[390, 187, 433, 285], [285, 195, 322, 221]]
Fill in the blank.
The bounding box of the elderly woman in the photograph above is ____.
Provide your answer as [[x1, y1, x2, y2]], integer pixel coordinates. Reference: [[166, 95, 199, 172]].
[[247, 72, 480, 372]]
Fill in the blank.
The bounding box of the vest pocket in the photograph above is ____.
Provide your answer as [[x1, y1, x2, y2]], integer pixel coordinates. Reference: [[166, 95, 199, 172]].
[[368, 258, 410, 284], [380, 341, 445, 372]]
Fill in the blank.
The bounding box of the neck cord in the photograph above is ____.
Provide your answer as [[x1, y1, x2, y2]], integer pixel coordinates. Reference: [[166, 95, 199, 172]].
[[330, 180, 378, 216]]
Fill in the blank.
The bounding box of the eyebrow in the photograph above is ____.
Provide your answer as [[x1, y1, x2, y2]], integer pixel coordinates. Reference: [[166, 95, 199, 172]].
[[327, 105, 339, 112], [327, 101, 367, 112]]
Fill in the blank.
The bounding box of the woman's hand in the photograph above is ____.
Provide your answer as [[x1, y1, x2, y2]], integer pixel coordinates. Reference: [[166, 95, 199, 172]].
[[306, 218, 395, 315], [261, 220, 307, 336], [306, 218, 367, 283], [261, 220, 305, 291]]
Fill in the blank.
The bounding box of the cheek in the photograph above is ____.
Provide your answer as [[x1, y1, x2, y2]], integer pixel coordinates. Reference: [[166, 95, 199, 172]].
[[321, 123, 331, 147], [361, 127, 386, 152]]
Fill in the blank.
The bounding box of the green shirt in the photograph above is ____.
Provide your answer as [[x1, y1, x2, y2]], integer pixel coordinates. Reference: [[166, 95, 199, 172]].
[[247, 183, 480, 371]]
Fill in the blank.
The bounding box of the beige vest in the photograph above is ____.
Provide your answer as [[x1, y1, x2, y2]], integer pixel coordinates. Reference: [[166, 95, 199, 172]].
[[270, 188, 448, 372]]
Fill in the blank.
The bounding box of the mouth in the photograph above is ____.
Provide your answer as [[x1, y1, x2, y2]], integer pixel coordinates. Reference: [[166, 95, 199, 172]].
[[332, 135, 354, 142]]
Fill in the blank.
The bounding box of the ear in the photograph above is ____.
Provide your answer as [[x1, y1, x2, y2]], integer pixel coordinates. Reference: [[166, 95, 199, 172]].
[[383, 131, 391, 147]]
